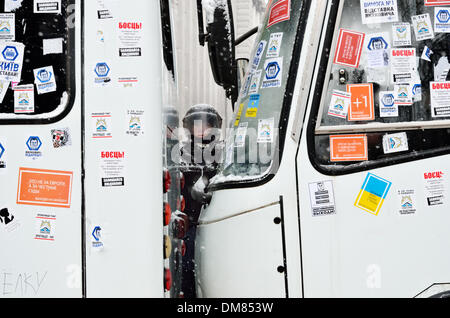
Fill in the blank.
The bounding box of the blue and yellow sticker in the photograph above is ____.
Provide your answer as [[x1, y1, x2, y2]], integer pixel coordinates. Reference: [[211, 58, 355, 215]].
[[246, 94, 260, 118], [355, 173, 392, 215]]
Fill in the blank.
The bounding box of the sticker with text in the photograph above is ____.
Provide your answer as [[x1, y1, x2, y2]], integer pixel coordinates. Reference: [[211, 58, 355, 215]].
[[355, 173, 392, 216], [330, 134, 368, 162], [334, 29, 365, 68]]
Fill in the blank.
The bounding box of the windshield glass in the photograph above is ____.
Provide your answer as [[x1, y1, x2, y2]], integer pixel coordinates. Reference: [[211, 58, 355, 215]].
[[211, 0, 303, 186]]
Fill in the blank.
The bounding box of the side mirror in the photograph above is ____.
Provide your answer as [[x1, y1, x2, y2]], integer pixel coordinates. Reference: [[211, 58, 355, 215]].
[[198, 0, 238, 105]]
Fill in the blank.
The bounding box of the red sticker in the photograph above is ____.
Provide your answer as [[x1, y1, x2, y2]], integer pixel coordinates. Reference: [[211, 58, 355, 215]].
[[267, 0, 290, 28], [425, 0, 450, 5], [333, 29, 365, 68]]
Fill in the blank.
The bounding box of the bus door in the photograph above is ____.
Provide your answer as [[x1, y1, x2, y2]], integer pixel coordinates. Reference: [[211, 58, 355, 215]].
[[195, 0, 315, 298], [0, 0, 82, 298], [83, 0, 165, 297], [299, 0, 450, 297]]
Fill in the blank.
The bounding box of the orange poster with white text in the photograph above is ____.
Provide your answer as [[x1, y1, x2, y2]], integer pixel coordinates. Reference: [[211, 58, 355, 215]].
[[330, 135, 368, 162], [17, 167, 73, 208], [347, 83, 375, 121]]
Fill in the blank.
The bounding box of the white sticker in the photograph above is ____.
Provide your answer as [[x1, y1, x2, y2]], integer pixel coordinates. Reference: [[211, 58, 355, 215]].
[[434, 56, 450, 82], [328, 90, 351, 119], [434, 7, 450, 33], [360, 0, 398, 24], [0, 137, 6, 175], [412, 14, 435, 41], [14, 84, 34, 114], [240, 73, 252, 97], [96, 0, 116, 20], [91, 225, 104, 251], [266, 32, 283, 58], [365, 32, 390, 51], [235, 122, 248, 148], [423, 171, 447, 207], [421, 46, 433, 62], [51, 128, 71, 148], [43, 38, 63, 55], [257, 118, 275, 143], [392, 22, 412, 47], [394, 84, 413, 105], [94, 62, 112, 86], [118, 76, 139, 88], [308, 181, 336, 217], [92, 112, 113, 139], [248, 70, 262, 95], [379, 91, 398, 117], [430, 81, 450, 117], [126, 109, 144, 137], [365, 32, 390, 68], [224, 134, 234, 169], [0, 13, 15, 41], [0, 81, 9, 103], [5, 0, 23, 12], [412, 82, 422, 102], [261, 57, 283, 88], [0, 205, 20, 233], [24, 136, 43, 160], [0, 42, 24, 82], [367, 49, 390, 68], [100, 151, 126, 187], [397, 189, 417, 215], [34, 66, 57, 94], [34, 0, 61, 14], [382, 132, 408, 154], [118, 21, 143, 57], [390, 48, 416, 84], [251, 40, 267, 73], [34, 213, 56, 242]]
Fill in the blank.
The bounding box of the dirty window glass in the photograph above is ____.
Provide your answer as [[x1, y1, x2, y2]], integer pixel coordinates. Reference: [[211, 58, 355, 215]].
[[0, 0, 74, 121], [309, 0, 450, 174], [211, 0, 303, 185], [317, 0, 450, 132]]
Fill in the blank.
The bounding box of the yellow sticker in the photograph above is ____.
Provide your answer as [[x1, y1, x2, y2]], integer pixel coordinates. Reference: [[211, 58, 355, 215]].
[[234, 103, 244, 127], [246, 108, 258, 118]]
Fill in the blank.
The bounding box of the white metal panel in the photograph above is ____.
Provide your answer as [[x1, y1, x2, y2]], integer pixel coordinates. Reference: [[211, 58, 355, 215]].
[[84, 0, 164, 298], [297, 140, 450, 297], [0, 1, 83, 298], [196, 204, 286, 298]]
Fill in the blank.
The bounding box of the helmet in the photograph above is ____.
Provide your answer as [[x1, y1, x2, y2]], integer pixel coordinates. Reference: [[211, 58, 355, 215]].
[[182, 104, 223, 134], [163, 105, 180, 131]]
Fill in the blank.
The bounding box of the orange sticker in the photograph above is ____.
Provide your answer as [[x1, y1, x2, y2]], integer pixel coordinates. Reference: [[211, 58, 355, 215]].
[[347, 83, 375, 121], [330, 135, 368, 162], [17, 167, 73, 208]]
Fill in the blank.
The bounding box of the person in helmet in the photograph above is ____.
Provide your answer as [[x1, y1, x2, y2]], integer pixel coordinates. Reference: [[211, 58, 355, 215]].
[[179, 104, 223, 298]]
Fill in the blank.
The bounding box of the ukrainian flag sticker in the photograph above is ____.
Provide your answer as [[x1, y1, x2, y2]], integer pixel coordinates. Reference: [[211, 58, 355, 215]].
[[355, 173, 392, 215]]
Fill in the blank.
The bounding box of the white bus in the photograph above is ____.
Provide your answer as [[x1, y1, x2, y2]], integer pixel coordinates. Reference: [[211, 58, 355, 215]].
[[0, 0, 187, 298], [196, 0, 450, 298]]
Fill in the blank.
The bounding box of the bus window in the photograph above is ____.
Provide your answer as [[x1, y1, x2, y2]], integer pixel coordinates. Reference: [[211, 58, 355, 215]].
[[309, 0, 450, 175], [0, 0, 75, 124], [210, 0, 309, 189]]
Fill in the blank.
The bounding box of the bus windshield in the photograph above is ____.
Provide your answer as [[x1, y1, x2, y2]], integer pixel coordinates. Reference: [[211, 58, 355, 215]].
[[210, 0, 304, 188]]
